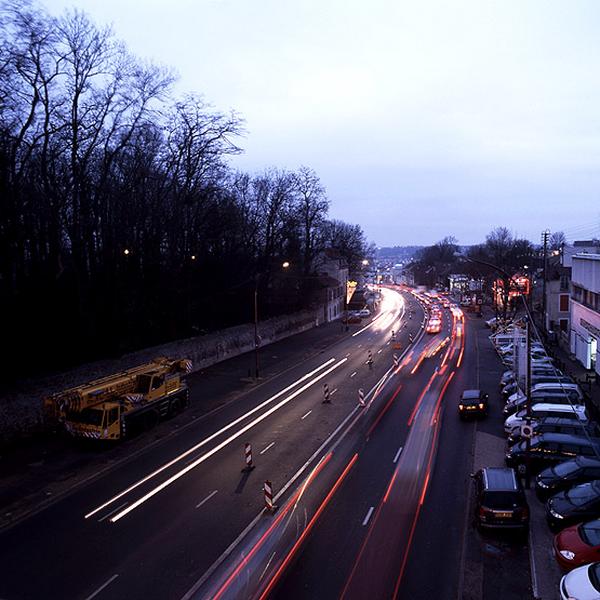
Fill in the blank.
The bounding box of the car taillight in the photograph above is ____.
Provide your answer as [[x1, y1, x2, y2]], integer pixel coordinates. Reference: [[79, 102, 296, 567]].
[[520, 507, 529, 521]]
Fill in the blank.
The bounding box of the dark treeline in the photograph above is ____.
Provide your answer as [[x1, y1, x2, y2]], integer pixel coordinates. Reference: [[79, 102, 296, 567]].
[[0, 1, 369, 377]]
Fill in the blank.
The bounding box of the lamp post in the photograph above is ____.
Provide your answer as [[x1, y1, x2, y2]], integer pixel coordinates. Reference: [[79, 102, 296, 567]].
[[456, 252, 533, 488], [254, 261, 290, 379]]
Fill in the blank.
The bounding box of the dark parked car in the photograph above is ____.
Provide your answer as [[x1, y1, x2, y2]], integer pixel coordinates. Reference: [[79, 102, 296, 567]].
[[459, 389, 489, 419], [505, 433, 600, 473], [473, 467, 529, 530], [536, 457, 600, 500], [508, 417, 599, 446], [546, 480, 600, 531]]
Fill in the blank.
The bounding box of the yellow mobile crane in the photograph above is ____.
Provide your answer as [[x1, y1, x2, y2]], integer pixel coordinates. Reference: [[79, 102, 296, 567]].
[[44, 357, 192, 441]]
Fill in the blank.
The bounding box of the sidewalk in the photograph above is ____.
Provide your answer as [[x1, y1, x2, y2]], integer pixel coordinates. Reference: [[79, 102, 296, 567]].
[[466, 307, 561, 600]]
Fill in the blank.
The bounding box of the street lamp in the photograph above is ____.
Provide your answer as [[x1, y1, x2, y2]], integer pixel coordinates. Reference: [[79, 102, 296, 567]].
[[362, 259, 369, 266], [123, 248, 130, 256], [455, 251, 534, 488], [253, 261, 291, 379]]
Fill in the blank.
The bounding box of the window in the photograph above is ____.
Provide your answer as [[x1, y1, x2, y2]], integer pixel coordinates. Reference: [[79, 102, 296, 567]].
[[559, 294, 569, 312], [559, 319, 569, 332], [151, 375, 164, 390]]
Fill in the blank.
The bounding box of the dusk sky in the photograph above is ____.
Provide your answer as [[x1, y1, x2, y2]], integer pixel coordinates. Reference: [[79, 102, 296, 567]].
[[45, 0, 600, 247]]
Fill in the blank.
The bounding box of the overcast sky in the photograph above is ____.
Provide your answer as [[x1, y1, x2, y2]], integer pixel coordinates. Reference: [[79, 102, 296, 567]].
[[44, 0, 600, 246]]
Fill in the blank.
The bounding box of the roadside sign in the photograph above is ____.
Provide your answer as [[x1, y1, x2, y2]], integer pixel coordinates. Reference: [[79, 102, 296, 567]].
[[520, 424, 533, 439]]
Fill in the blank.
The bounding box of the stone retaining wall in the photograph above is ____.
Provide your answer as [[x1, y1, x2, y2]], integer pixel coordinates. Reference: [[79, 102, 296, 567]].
[[0, 308, 322, 443]]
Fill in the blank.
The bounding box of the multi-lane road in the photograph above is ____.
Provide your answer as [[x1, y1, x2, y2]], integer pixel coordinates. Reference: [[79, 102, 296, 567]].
[[3, 287, 525, 600]]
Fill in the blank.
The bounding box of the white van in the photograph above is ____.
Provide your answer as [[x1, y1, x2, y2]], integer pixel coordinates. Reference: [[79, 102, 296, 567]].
[[504, 403, 588, 434]]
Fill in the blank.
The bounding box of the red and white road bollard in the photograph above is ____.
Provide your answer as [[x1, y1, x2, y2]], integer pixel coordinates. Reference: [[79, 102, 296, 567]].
[[322, 383, 331, 403], [358, 388, 365, 406], [242, 442, 255, 472], [264, 480, 277, 513]]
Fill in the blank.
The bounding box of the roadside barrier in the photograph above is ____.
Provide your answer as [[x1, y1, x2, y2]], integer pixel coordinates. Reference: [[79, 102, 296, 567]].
[[264, 480, 277, 513], [323, 383, 331, 403], [242, 442, 255, 472], [358, 388, 365, 406]]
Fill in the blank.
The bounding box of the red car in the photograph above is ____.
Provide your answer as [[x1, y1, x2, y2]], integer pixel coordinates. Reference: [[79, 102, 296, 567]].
[[554, 519, 600, 571]]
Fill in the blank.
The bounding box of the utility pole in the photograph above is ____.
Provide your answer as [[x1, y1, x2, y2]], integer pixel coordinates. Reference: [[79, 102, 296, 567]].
[[541, 229, 550, 334], [524, 316, 532, 489]]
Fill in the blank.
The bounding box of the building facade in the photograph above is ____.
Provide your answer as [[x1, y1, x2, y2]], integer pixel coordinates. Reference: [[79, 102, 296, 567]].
[[570, 253, 600, 376]]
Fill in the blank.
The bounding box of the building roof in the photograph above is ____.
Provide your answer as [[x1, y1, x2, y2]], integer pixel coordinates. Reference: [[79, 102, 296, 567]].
[[573, 253, 600, 262]]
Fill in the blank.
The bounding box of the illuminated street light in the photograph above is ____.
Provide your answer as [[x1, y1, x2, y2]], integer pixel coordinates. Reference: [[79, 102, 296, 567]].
[[191, 255, 196, 260], [362, 259, 369, 266], [123, 248, 130, 256], [282, 261, 290, 269]]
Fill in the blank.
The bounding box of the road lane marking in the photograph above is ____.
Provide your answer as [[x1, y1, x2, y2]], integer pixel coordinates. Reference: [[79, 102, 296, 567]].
[[362, 507, 374, 526], [377, 349, 382, 354], [357, 344, 362, 348], [393, 446, 403, 463], [84, 357, 337, 519], [181, 293, 416, 600], [260, 442, 275, 455], [185, 453, 204, 466], [196, 490, 218, 509], [350, 371, 357, 378], [97, 502, 128, 523], [330, 388, 338, 396], [84, 574, 119, 600], [301, 410, 312, 420], [109, 358, 349, 522]]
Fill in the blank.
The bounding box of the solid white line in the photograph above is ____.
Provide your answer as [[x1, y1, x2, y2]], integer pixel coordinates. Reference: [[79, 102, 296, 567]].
[[352, 314, 383, 337], [393, 446, 403, 463], [109, 358, 348, 523], [181, 290, 412, 600], [84, 574, 119, 600], [301, 410, 312, 420], [97, 502, 128, 523], [362, 506, 375, 526], [350, 371, 357, 378], [195, 490, 218, 509], [84, 357, 337, 519], [260, 442, 275, 455]]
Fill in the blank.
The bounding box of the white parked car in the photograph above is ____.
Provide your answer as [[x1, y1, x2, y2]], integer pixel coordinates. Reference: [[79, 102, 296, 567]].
[[560, 561, 600, 600], [358, 308, 371, 317], [504, 403, 588, 434]]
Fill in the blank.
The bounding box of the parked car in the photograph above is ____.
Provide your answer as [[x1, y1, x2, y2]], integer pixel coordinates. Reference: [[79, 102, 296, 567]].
[[547, 481, 600, 531], [536, 457, 600, 500], [505, 433, 600, 473], [502, 376, 573, 400], [505, 404, 589, 435], [506, 383, 583, 405], [554, 519, 600, 570], [473, 467, 529, 530], [559, 562, 600, 599], [458, 389, 489, 419], [503, 391, 583, 417], [358, 308, 371, 317], [509, 417, 599, 447]]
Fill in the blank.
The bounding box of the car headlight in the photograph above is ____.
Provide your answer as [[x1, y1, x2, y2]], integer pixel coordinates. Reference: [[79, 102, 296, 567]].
[[559, 550, 575, 560], [549, 508, 564, 520], [537, 480, 549, 489], [478, 403, 484, 409], [459, 405, 464, 410]]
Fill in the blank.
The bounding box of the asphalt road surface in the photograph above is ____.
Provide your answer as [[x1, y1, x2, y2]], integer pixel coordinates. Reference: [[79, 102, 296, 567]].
[[0, 288, 429, 600]]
